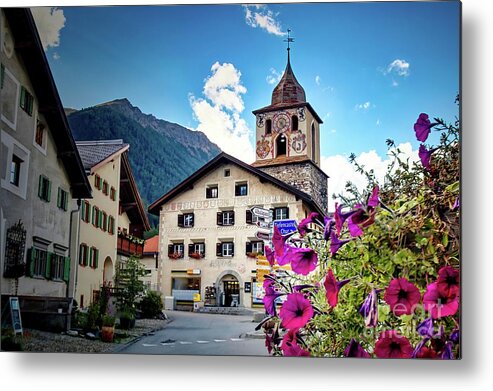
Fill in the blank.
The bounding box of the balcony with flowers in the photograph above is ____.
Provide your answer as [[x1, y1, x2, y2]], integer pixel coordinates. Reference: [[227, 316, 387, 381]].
[[117, 228, 144, 257]]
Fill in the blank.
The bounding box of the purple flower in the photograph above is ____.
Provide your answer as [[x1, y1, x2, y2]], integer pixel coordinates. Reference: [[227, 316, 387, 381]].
[[347, 202, 376, 237], [414, 113, 432, 142], [419, 144, 432, 170], [329, 229, 351, 256], [367, 185, 380, 208], [417, 317, 434, 338], [287, 246, 318, 276], [323, 216, 335, 240], [453, 196, 460, 210], [298, 212, 320, 237], [263, 278, 282, 316], [450, 329, 460, 344], [323, 268, 351, 307], [334, 203, 355, 236], [272, 225, 288, 258], [343, 338, 371, 358], [281, 329, 310, 357], [412, 337, 430, 358], [264, 245, 276, 267], [279, 293, 314, 329], [441, 341, 454, 359], [359, 288, 379, 327]]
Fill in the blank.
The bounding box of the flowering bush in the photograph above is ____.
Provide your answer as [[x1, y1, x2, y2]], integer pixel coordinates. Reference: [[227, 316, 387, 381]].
[[260, 103, 460, 359]]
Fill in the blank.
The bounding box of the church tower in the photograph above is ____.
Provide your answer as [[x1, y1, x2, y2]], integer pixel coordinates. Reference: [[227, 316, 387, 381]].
[[252, 41, 328, 213]]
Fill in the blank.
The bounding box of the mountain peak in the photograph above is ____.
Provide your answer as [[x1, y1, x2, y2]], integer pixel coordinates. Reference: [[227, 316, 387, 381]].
[[96, 98, 132, 108]]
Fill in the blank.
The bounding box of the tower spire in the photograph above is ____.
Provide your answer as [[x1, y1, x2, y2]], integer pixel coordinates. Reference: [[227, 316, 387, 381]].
[[284, 28, 294, 63]]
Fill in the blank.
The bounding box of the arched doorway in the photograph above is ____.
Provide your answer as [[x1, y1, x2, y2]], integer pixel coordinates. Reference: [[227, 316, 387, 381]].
[[276, 134, 287, 157], [217, 273, 241, 307], [103, 256, 113, 286]]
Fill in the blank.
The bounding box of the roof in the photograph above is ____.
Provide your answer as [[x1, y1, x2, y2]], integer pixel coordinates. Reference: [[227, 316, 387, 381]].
[[148, 152, 324, 217], [75, 139, 129, 173], [4, 8, 92, 199], [143, 235, 159, 254], [271, 51, 306, 106]]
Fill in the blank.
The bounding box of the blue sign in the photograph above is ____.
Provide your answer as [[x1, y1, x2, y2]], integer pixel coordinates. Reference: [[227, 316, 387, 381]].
[[273, 219, 298, 235]]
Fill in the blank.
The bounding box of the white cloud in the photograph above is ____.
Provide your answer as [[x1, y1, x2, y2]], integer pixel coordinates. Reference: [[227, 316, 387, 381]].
[[376, 119, 381, 126], [315, 75, 321, 85], [355, 101, 372, 111], [385, 59, 410, 77], [189, 62, 254, 163], [243, 5, 286, 36], [266, 68, 283, 85], [53, 52, 60, 60], [321, 143, 419, 211], [31, 7, 66, 51], [392, 79, 399, 87]]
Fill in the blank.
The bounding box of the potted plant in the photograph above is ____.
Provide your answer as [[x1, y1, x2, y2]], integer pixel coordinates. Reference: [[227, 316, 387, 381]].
[[119, 308, 136, 330], [101, 315, 115, 342], [190, 252, 202, 260]]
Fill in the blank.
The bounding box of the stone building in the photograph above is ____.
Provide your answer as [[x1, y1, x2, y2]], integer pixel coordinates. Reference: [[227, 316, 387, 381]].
[[150, 49, 327, 310], [74, 139, 150, 308], [0, 9, 92, 331]]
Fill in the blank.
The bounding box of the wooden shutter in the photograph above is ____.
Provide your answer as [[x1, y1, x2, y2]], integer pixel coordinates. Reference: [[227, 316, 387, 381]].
[[202, 243, 206, 258], [81, 201, 85, 220], [94, 249, 99, 268], [45, 252, 52, 279], [235, 185, 240, 196], [38, 175, 43, 198], [216, 243, 222, 257], [246, 210, 253, 224], [168, 244, 173, 257], [217, 212, 223, 226], [46, 179, 51, 202], [177, 214, 184, 227], [230, 211, 235, 225], [63, 191, 68, 211], [27, 248, 36, 277], [84, 245, 89, 266], [285, 207, 290, 219], [57, 187, 62, 208], [188, 243, 194, 256], [206, 187, 211, 198], [20, 86, 25, 107], [246, 241, 252, 254], [63, 257, 71, 283]]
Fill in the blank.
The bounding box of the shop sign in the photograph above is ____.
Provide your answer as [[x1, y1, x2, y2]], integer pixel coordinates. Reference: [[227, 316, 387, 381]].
[[187, 269, 201, 275]]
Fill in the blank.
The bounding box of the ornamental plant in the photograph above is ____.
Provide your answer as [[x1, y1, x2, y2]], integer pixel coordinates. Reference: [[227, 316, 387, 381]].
[[260, 100, 460, 359]]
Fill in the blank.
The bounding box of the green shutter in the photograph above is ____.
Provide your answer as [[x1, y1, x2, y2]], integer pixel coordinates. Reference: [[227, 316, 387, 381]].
[[81, 201, 85, 220], [19, 86, 25, 107], [27, 248, 36, 277], [94, 249, 99, 268], [98, 211, 102, 228], [38, 175, 43, 198], [46, 180, 51, 202], [57, 187, 61, 208], [45, 252, 52, 279], [1, 63, 5, 89], [64, 191, 68, 211], [63, 257, 70, 283]]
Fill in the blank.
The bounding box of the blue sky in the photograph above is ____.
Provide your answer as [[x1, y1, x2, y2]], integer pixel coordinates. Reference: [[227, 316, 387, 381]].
[[32, 1, 460, 198]]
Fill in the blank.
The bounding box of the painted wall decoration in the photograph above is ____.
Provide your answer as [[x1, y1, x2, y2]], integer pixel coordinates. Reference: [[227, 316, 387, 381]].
[[256, 113, 265, 127], [272, 112, 290, 134], [297, 107, 306, 121], [291, 131, 307, 153], [256, 135, 271, 159]]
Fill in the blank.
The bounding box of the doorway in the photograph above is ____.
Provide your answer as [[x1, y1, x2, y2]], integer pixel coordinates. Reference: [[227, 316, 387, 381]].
[[276, 134, 287, 157], [223, 280, 240, 307]]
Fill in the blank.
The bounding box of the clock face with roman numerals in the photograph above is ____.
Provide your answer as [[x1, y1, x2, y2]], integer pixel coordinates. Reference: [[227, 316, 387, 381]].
[[273, 112, 290, 134]]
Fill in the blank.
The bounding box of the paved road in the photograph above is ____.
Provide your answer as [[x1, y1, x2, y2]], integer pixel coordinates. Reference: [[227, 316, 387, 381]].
[[119, 310, 269, 356]]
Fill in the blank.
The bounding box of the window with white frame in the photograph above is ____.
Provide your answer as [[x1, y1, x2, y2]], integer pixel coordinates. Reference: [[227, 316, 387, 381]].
[[0, 64, 19, 129], [51, 253, 65, 280], [274, 207, 289, 220], [1, 130, 30, 199], [222, 211, 234, 226], [222, 242, 234, 257], [251, 241, 264, 254]]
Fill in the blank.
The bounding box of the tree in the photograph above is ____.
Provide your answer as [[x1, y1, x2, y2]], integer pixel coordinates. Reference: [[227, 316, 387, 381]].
[[115, 255, 146, 316]]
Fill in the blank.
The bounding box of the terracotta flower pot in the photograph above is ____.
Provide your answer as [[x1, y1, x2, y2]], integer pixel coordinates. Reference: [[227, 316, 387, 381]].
[[101, 326, 115, 342]]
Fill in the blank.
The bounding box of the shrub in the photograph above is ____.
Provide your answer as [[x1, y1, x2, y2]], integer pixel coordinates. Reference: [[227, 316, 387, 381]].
[[140, 291, 163, 319]]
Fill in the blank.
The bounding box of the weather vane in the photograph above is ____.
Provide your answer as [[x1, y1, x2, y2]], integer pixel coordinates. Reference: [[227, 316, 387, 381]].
[[284, 28, 294, 51]]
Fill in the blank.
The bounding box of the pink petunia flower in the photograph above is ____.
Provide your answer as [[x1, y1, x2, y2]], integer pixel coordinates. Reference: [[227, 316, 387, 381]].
[[264, 245, 276, 267], [323, 268, 351, 307], [329, 229, 351, 256], [423, 282, 459, 319], [279, 293, 314, 330], [263, 277, 282, 316], [288, 246, 318, 276], [281, 329, 310, 357], [272, 225, 288, 258], [297, 212, 320, 237], [436, 266, 460, 298], [374, 330, 413, 359], [384, 278, 421, 316]]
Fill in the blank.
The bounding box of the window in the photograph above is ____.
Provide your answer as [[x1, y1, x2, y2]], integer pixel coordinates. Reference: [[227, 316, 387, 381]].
[[29, 247, 48, 278], [292, 115, 298, 131], [311, 123, 317, 163], [57, 187, 69, 211], [1, 65, 20, 129], [110, 187, 116, 201], [94, 174, 102, 190], [79, 244, 89, 266], [102, 212, 108, 231], [276, 134, 287, 156], [35, 122, 44, 146], [89, 247, 99, 268], [266, 119, 272, 135], [168, 243, 184, 259], [178, 213, 194, 228], [235, 183, 248, 196], [81, 201, 90, 222], [102, 181, 108, 195], [38, 175, 51, 202], [51, 253, 65, 280], [252, 241, 264, 254], [189, 242, 205, 258], [0, 64, 4, 89], [224, 169, 230, 177], [217, 210, 235, 226], [92, 206, 99, 227], [19, 86, 34, 116], [108, 216, 115, 235], [9, 154, 22, 186], [216, 242, 234, 257], [274, 207, 289, 220], [206, 185, 218, 199]]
